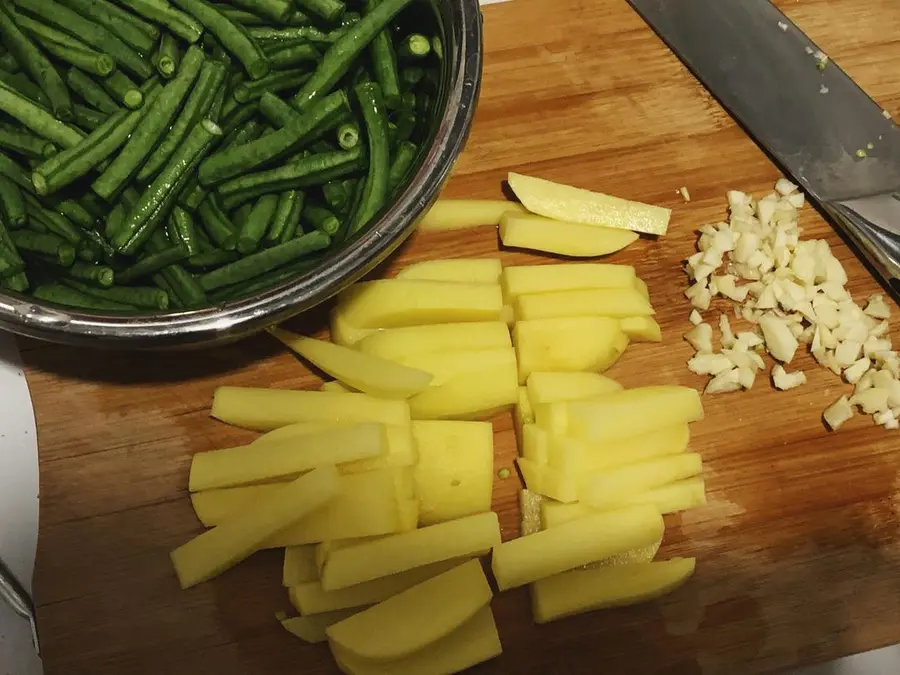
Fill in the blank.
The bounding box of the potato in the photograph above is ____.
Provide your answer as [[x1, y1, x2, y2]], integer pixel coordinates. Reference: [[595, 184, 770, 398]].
[[327, 559, 492, 660], [515, 387, 534, 438], [521, 424, 549, 464], [502, 263, 636, 301], [270, 329, 433, 399], [620, 316, 662, 342], [581, 453, 703, 510], [633, 277, 650, 300], [519, 489, 544, 536], [491, 504, 664, 590], [515, 317, 629, 382], [516, 287, 654, 321], [565, 386, 704, 443], [331, 307, 379, 347], [321, 511, 501, 591], [547, 423, 691, 474], [417, 198, 526, 231], [500, 212, 639, 257], [411, 421, 494, 525], [398, 347, 516, 388], [533, 402, 568, 435], [499, 304, 515, 325], [329, 605, 502, 675], [171, 465, 339, 589], [315, 536, 386, 577], [356, 322, 511, 361], [508, 172, 671, 236], [291, 559, 466, 614], [211, 387, 411, 431], [335, 279, 503, 329], [189, 423, 388, 492], [396, 258, 503, 284], [516, 457, 578, 503], [526, 371, 622, 406], [531, 558, 696, 623], [191, 469, 412, 546], [280, 609, 362, 644], [283, 545, 318, 586]]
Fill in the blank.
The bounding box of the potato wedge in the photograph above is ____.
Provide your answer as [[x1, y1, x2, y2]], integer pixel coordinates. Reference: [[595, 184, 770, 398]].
[[211, 387, 411, 431], [516, 456, 578, 503], [500, 212, 639, 257], [620, 316, 662, 342], [189, 423, 387, 492], [329, 605, 502, 675], [515, 317, 629, 382], [531, 558, 696, 623], [519, 489, 544, 536], [546, 423, 690, 474], [526, 371, 622, 407], [321, 511, 501, 591], [335, 279, 503, 329], [283, 545, 318, 586], [412, 421, 494, 525], [417, 198, 526, 231], [633, 277, 650, 300], [356, 322, 511, 361], [327, 559, 492, 661], [280, 609, 362, 644], [502, 263, 636, 300], [396, 258, 503, 284], [508, 172, 671, 236], [171, 465, 339, 589], [516, 287, 654, 321], [269, 329, 433, 399], [491, 504, 664, 590], [581, 453, 704, 510]]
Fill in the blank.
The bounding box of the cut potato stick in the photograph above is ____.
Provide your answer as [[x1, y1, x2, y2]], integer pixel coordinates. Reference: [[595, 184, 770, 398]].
[[508, 172, 671, 236], [526, 372, 622, 407], [356, 322, 511, 361], [396, 258, 503, 284], [398, 347, 516, 387], [407, 358, 519, 420], [500, 212, 639, 257], [330, 307, 378, 346], [519, 488, 544, 536], [189, 423, 388, 492], [502, 263, 636, 300], [269, 328, 433, 399], [515, 387, 535, 438], [321, 511, 501, 591], [283, 545, 319, 586], [547, 423, 691, 474], [620, 316, 662, 342], [327, 559, 492, 661], [171, 465, 340, 589], [280, 609, 362, 644], [491, 504, 664, 590], [521, 424, 549, 464], [634, 277, 650, 300], [580, 453, 704, 510], [290, 558, 466, 614], [516, 456, 578, 503], [514, 317, 629, 382], [336, 279, 504, 329], [412, 421, 494, 525], [211, 387, 411, 431], [516, 287, 655, 321], [531, 558, 696, 623], [321, 380, 356, 393], [417, 199, 526, 231], [329, 605, 502, 675]]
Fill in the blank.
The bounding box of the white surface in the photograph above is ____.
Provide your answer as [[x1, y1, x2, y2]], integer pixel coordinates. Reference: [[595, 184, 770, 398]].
[[0, 335, 42, 675]]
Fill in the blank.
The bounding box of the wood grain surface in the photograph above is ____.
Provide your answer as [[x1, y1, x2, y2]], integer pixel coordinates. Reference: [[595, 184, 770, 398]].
[[21, 1, 900, 673]]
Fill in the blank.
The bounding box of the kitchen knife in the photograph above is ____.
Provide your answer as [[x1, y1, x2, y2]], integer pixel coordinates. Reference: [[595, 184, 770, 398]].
[[627, 0, 900, 301]]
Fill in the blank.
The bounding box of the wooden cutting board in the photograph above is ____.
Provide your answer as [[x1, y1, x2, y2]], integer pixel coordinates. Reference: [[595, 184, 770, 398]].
[[22, 1, 900, 673]]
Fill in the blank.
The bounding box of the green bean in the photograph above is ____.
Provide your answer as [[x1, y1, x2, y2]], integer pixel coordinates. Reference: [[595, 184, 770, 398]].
[[81, 228, 117, 262], [55, 0, 157, 54], [0, 175, 25, 227], [66, 68, 121, 114], [0, 251, 24, 279], [154, 33, 181, 80], [65, 261, 114, 286], [65, 278, 169, 309], [167, 206, 201, 255], [0, 80, 84, 148], [397, 33, 430, 60], [398, 90, 415, 111], [78, 193, 106, 218], [146, 229, 206, 306], [11, 230, 75, 266], [56, 199, 96, 230], [94, 46, 206, 200], [291, 0, 414, 111], [350, 82, 388, 234], [392, 108, 415, 144], [0, 51, 20, 73], [1, 271, 28, 291], [117, 243, 189, 282], [216, 7, 268, 26], [0, 3, 72, 120], [206, 254, 318, 301], [258, 90, 299, 128], [196, 195, 238, 249], [0, 151, 34, 193], [230, 0, 293, 23], [263, 41, 320, 70], [100, 70, 144, 109], [33, 85, 161, 195], [172, 0, 269, 80], [232, 201, 253, 223], [365, 0, 400, 108], [264, 189, 303, 245], [302, 202, 340, 236], [200, 89, 349, 185], [200, 229, 329, 291], [234, 68, 312, 103], [236, 193, 277, 253], [71, 104, 107, 131], [336, 121, 359, 150], [34, 282, 132, 309], [207, 77, 228, 121], [0, 221, 24, 267], [76, 238, 99, 262], [14, 0, 153, 80], [103, 202, 125, 239], [23, 194, 82, 244], [138, 59, 226, 182], [321, 180, 349, 214], [186, 247, 238, 269], [387, 139, 416, 191], [119, 0, 203, 43], [431, 35, 443, 60], [13, 12, 117, 77], [399, 65, 424, 89], [0, 123, 56, 159], [113, 118, 221, 254], [295, 0, 345, 22]]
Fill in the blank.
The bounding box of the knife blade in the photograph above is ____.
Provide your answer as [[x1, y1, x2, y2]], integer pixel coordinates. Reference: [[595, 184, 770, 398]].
[[627, 0, 900, 300]]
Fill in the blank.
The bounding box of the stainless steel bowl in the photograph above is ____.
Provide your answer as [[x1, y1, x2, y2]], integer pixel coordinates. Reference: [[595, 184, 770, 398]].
[[0, 0, 483, 348]]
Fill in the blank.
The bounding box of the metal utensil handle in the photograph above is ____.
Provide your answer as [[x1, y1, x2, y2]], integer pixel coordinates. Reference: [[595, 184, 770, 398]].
[[0, 556, 40, 654]]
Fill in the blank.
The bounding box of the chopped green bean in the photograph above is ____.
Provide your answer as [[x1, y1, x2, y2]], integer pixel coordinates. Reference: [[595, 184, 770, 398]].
[[387, 139, 416, 191], [0, 80, 84, 148], [397, 33, 431, 60], [154, 33, 181, 80], [321, 180, 348, 214], [66, 261, 115, 287], [14, 13, 117, 77], [65, 279, 169, 309], [56, 0, 157, 54], [230, 0, 293, 23], [186, 247, 238, 269], [55, 199, 96, 230], [11, 230, 75, 266], [234, 68, 312, 103], [196, 195, 238, 250], [0, 123, 56, 160], [119, 0, 203, 43], [0, 151, 35, 193], [146, 229, 206, 306], [0, 176, 25, 228], [336, 121, 359, 149], [399, 65, 424, 89], [34, 282, 133, 309], [302, 202, 340, 236], [295, 0, 345, 22], [100, 69, 144, 109], [167, 206, 201, 256], [264, 189, 303, 245], [67, 68, 121, 114], [366, 0, 401, 108], [71, 104, 107, 131], [258, 90, 299, 127], [263, 41, 320, 70], [1, 271, 29, 291], [117, 244, 189, 283], [350, 81, 389, 233], [237, 193, 278, 253], [0, 52, 20, 73]]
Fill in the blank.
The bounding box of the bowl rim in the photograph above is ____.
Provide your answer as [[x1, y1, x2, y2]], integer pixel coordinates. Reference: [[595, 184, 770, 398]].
[[0, 0, 484, 349]]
